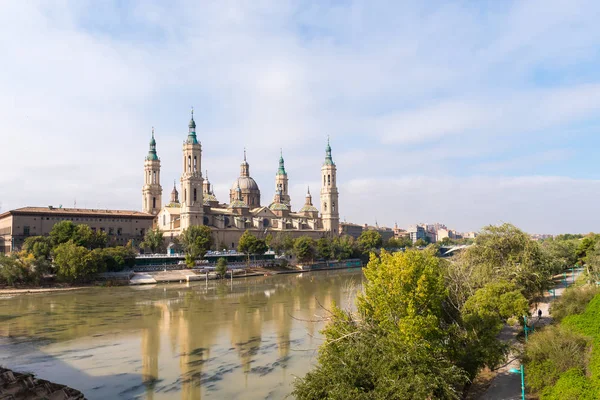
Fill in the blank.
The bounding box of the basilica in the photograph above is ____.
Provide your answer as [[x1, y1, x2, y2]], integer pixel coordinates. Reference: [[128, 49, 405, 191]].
[[141, 110, 340, 249]]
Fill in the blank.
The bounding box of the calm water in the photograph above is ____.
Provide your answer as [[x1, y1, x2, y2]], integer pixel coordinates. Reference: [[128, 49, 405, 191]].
[[0, 269, 362, 399]]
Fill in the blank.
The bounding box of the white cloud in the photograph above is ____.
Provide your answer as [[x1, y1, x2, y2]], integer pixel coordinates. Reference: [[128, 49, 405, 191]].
[[1, 0, 600, 234]]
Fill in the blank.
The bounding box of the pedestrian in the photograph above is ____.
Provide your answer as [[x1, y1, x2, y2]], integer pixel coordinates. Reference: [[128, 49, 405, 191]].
[[538, 309, 542, 319]]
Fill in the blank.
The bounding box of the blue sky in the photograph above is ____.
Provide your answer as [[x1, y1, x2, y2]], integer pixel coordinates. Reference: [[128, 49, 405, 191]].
[[2, 0, 600, 234]]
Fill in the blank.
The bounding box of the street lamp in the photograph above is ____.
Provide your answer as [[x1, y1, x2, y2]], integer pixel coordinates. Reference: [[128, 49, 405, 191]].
[[509, 365, 525, 400], [548, 288, 556, 300], [523, 315, 534, 342], [563, 271, 568, 287]]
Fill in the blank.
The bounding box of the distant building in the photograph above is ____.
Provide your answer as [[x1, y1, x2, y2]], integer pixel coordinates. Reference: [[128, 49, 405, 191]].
[[339, 222, 363, 239], [0, 207, 155, 253], [408, 225, 426, 244], [363, 223, 394, 242]]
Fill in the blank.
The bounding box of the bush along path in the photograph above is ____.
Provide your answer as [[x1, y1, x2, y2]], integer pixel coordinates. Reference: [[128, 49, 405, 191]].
[[523, 273, 600, 399], [478, 268, 581, 400]]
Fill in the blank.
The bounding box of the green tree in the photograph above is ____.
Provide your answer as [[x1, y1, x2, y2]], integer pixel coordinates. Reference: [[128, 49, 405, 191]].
[[293, 249, 468, 399], [414, 238, 427, 247], [358, 230, 383, 253], [141, 228, 164, 253], [251, 238, 268, 258], [294, 236, 316, 263], [455, 223, 554, 300], [216, 257, 228, 278], [180, 225, 214, 267], [316, 237, 332, 260], [49, 221, 77, 246], [238, 230, 257, 266], [22, 236, 52, 260], [53, 241, 105, 282]]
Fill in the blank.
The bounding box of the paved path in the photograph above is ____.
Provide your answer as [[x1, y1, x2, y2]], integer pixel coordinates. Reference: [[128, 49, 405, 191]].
[[479, 269, 580, 400]]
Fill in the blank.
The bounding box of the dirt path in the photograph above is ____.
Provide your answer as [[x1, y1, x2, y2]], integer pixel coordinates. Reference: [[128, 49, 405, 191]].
[[478, 269, 579, 399]]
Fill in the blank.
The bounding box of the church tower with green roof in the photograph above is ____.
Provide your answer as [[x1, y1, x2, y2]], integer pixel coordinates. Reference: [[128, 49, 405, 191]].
[[142, 127, 162, 215], [179, 109, 204, 229], [274, 149, 291, 207], [320, 137, 339, 234]]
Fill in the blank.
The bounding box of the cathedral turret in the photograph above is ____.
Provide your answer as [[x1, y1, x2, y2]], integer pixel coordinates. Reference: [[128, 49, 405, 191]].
[[299, 186, 318, 217], [274, 149, 290, 207], [180, 108, 204, 229], [320, 137, 339, 234], [170, 180, 179, 204], [230, 149, 261, 207], [142, 127, 162, 215]]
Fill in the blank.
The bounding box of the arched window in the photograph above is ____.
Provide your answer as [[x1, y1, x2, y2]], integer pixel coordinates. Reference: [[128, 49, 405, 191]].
[[193, 188, 197, 202], [323, 175, 326, 185], [263, 218, 269, 228], [163, 215, 166, 226], [152, 171, 156, 184], [332, 201, 336, 211], [324, 202, 327, 212], [193, 156, 197, 173], [328, 175, 331, 185], [152, 197, 156, 209], [188, 156, 191, 172], [184, 189, 187, 203], [203, 216, 209, 225]]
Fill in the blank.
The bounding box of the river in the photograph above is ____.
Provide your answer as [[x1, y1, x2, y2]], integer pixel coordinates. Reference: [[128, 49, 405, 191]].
[[0, 269, 363, 399]]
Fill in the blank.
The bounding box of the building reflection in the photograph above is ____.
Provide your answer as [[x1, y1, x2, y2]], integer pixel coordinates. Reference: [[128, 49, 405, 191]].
[[1, 270, 361, 400]]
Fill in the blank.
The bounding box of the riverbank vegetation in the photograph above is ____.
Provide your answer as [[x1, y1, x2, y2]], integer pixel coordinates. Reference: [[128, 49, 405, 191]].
[[0, 221, 135, 285], [293, 223, 578, 399]]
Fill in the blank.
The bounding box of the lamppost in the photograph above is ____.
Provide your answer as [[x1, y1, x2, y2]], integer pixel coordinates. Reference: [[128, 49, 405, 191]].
[[523, 315, 534, 342], [509, 365, 525, 400], [563, 271, 568, 287], [549, 288, 556, 300]]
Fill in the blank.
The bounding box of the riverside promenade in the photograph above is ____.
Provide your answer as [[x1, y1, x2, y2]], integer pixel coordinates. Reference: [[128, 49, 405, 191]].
[[478, 269, 581, 400]]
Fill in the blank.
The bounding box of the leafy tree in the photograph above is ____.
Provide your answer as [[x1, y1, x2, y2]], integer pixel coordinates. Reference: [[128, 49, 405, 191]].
[[265, 233, 273, 249], [100, 246, 137, 272], [216, 257, 228, 278], [49, 221, 77, 246], [251, 238, 268, 257], [293, 249, 469, 399], [53, 241, 105, 282], [454, 223, 554, 300], [332, 235, 360, 260], [180, 225, 214, 267], [316, 237, 332, 260], [439, 237, 455, 246], [238, 230, 257, 266], [141, 228, 164, 253], [0, 252, 43, 285], [414, 238, 427, 247], [22, 236, 52, 260], [358, 230, 383, 253], [49, 221, 106, 249], [542, 238, 578, 272], [294, 236, 316, 263]]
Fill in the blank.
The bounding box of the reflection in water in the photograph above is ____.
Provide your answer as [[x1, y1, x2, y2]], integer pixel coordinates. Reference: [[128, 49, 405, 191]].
[[0, 269, 361, 399]]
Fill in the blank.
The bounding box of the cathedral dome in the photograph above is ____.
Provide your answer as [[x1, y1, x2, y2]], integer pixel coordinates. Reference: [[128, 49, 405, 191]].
[[269, 202, 289, 211], [203, 192, 218, 206], [231, 176, 260, 191], [299, 204, 318, 213]]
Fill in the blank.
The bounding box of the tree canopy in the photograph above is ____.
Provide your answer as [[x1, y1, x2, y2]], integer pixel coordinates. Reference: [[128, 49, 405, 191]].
[[180, 225, 213, 267]]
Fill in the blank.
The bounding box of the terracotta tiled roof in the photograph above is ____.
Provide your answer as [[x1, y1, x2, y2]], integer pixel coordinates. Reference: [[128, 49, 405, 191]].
[[0, 207, 154, 219]]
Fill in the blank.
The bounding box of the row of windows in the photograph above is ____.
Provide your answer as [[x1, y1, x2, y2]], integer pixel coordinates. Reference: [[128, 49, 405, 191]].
[[34, 217, 140, 223]]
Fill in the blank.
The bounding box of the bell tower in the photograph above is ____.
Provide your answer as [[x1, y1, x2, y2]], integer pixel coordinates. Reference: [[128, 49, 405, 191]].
[[179, 109, 204, 230], [142, 127, 162, 215], [320, 137, 339, 234], [274, 149, 290, 206]]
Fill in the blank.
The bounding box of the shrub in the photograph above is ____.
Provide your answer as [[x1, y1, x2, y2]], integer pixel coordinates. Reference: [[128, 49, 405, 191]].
[[524, 325, 590, 391], [541, 369, 597, 400], [550, 286, 600, 322]]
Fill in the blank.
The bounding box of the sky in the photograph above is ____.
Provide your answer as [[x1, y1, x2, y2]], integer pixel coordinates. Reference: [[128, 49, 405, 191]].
[[1, 0, 600, 234]]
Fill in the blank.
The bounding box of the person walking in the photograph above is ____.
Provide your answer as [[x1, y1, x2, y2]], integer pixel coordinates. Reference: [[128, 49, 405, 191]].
[[538, 309, 542, 319]]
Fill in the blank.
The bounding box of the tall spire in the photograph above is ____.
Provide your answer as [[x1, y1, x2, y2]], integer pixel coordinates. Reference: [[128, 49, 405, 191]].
[[146, 127, 158, 161], [324, 136, 334, 165], [305, 186, 313, 205], [186, 107, 198, 144], [277, 149, 287, 175], [240, 148, 250, 177]]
